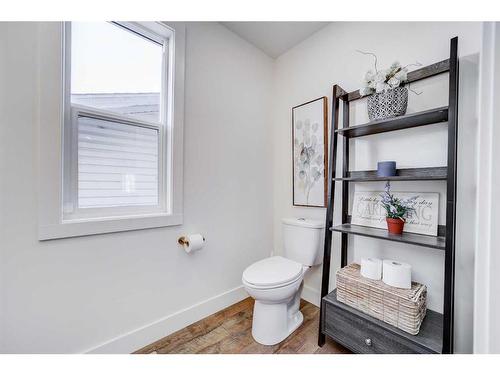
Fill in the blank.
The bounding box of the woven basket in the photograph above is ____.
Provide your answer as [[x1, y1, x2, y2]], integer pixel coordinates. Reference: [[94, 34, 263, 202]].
[[336, 263, 427, 335]]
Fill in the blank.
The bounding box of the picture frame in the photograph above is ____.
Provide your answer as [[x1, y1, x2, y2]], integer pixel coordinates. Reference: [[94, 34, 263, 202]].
[[292, 97, 328, 207]]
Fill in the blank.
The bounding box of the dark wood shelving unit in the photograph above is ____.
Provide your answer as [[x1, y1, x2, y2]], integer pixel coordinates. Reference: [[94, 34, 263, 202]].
[[335, 106, 448, 138], [318, 37, 459, 354]]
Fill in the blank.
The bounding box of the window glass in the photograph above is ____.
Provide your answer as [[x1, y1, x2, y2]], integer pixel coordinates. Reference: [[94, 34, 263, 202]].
[[71, 22, 163, 123]]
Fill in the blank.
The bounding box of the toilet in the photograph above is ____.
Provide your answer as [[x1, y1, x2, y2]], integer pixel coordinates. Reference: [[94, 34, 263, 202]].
[[242, 217, 324, 345]]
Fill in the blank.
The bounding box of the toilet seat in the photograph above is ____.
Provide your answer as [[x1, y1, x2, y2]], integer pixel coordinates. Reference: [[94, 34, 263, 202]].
[[242, 256, 304, 289]]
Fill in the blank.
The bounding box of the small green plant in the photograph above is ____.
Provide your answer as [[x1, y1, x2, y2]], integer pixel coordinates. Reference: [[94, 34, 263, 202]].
[[380, 182, 418, 221]]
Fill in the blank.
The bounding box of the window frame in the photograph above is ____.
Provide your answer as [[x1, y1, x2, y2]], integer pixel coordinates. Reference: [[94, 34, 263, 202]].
[[38, 22, 185, 240], [63, 22, 169, 221]]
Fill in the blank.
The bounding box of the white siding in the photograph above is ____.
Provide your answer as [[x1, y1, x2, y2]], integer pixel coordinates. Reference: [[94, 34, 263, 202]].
[[77, 116, 159, 208]]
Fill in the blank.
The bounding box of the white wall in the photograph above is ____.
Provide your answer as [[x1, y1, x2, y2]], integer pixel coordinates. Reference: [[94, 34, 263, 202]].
[[474, 22, 500, 354], [0, 22, 274, 353], [271, 22, 481, 353]]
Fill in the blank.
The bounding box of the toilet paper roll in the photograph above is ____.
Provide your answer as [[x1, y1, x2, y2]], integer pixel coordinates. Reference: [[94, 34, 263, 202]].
[[182, 234, 206, 254], [360, 258, 382, 280], [382, 259, 412, 289]]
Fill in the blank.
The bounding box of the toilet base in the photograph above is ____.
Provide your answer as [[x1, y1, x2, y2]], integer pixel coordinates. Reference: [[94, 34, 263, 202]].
[[250, 283, 304, 346]]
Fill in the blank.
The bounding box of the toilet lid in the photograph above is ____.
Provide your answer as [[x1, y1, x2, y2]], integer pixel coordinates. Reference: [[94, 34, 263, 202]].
[[242, 256, 303, 287]]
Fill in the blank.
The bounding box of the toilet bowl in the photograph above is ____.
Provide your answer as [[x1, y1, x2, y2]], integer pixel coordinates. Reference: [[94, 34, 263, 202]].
[[242, 218, 324, 345], [242, 256, 308, 345]]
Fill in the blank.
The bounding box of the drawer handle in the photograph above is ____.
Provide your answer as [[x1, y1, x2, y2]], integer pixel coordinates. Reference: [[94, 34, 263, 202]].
[[365, 338, 372, 346]]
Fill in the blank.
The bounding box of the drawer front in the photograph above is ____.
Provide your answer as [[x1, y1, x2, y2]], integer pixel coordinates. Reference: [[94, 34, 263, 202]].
[[324, 302, 431, 354]]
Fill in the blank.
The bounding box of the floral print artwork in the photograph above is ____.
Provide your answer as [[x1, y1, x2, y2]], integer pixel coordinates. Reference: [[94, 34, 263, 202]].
[[292, 98, 327, 207]]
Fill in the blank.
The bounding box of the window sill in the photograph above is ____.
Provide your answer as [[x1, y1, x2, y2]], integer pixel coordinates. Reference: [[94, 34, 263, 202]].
[[38, 213, 183, 240]]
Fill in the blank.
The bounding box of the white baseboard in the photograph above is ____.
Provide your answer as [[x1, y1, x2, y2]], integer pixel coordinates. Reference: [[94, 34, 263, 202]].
[[85, 285, 248, 354], [301, 284, 320, 307]]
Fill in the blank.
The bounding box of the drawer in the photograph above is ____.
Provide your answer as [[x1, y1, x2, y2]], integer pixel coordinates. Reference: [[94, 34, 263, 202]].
[[323, 299, 434, 354]]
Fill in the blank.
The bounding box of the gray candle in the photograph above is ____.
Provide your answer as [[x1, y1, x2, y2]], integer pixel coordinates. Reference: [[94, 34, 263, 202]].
[[377, 161, 397, 177]]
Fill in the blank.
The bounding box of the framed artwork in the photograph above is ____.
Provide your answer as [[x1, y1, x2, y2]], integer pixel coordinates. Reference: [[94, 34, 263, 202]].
[[292, 97, 328, 207], [351, 190, 439, 236]]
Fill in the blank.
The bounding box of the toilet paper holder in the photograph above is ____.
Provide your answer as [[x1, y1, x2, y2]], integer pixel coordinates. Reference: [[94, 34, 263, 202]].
[[178, 236, 189, 246], [178, 235, 205, 247]]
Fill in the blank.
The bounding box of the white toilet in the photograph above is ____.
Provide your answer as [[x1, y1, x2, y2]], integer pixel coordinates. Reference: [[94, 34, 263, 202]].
[[242, 217, 324, 345]]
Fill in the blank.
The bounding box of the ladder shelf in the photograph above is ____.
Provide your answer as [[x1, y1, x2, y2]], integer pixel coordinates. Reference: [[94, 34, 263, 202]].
[[318, 37, 459, 354]]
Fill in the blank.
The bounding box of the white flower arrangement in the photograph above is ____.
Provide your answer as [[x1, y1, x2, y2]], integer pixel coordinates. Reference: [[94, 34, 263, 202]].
[[357, 50, 421, 97]]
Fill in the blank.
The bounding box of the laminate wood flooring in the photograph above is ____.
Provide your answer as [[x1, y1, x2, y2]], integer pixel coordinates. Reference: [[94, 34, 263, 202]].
[[135, 298, 350, 354]]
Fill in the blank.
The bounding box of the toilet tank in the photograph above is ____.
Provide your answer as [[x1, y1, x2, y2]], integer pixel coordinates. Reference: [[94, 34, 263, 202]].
[[282, 218, 325, 266]]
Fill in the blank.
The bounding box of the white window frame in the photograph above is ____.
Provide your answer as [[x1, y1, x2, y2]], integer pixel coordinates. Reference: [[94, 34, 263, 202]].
[[63, 21, 169, 220], [38, 22, 185, 240]]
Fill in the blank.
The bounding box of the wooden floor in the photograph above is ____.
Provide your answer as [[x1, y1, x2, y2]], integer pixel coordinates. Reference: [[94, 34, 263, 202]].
[[135, 298, 350, 354]]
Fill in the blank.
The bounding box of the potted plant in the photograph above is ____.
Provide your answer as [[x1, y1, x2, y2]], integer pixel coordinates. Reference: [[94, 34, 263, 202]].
[[380, 182, 418, 235], [358, 51, 421, 121]]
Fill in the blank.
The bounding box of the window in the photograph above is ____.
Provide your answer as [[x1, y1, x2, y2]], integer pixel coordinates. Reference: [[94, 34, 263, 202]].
[[63, 22, 168, 221], [37, 21, 185, 240]]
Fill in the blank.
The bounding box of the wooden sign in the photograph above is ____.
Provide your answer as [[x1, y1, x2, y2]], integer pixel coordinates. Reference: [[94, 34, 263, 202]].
[[351, 191, 439, 236]]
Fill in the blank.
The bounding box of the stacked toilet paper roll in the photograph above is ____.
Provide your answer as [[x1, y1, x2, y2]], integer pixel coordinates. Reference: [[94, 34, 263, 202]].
[[360, 258, 383, 280], [382, 260, 412, 289]]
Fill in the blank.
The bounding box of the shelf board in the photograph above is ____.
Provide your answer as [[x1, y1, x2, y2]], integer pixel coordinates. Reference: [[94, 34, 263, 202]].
[[334, 167, 447, 182], [330, 223, 446, 250], [324, 289, 443, 354], [335, 107, 448, 138]]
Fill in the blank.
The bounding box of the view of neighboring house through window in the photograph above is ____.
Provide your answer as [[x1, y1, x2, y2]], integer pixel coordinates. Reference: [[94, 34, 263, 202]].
[[64, 22, 168, 217]]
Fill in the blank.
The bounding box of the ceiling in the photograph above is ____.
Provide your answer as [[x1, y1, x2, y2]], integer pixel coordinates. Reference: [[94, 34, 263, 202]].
[[221, 22, 330, 59]]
